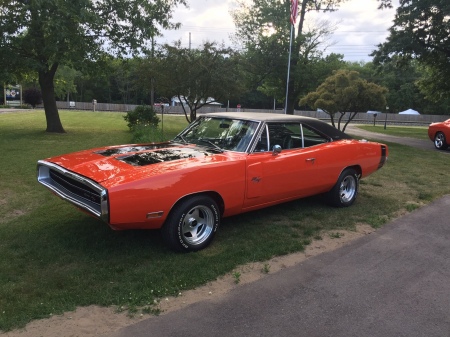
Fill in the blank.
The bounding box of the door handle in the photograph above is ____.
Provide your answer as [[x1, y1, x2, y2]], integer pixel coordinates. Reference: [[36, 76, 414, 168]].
[[306, 158, 316, 163]]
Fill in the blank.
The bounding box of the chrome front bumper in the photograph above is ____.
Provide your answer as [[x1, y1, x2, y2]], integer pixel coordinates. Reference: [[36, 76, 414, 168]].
[[37, 160, 109, 222]]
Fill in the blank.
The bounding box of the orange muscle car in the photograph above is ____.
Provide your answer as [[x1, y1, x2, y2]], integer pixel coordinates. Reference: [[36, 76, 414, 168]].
[[428, 119, 450, 150], [37, 113, 388, 252]]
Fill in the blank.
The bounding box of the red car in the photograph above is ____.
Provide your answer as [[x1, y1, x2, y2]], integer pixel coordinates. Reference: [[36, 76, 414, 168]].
[[428, 119, 450, 150], [37, 113, 388, 252]]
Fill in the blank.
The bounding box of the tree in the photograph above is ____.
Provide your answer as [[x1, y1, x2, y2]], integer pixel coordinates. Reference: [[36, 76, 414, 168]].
[[415, 64, 450, 113], [154, 41, 244, 123], [232, 0, 349, 114], [372, 56, 428, 113], [0, 0, 186, 132], [372, 0, 450, 101], [377, 0, 394, 8], [134, 55, 161, 107], [300, 70, 388, 131], [54, 66, 79, 102]]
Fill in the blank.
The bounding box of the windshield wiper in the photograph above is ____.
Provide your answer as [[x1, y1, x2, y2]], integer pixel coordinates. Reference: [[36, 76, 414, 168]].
[[199, 139, 224, 152]]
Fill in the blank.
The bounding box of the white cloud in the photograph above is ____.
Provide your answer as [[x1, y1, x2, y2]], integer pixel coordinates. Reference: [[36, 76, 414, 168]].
[[310, 0, 399, 61], [160, 0, 236, 48], [160, 0, 399, 61]]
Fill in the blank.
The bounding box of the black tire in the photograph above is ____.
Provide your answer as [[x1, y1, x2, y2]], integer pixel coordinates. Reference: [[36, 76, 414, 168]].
[[434, 132, 448, 150], [326, 168, 359, 207], [162, 195, 220, 252]]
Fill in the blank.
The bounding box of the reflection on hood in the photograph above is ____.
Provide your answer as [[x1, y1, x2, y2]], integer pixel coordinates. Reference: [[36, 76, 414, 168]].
[[116, 148, 212, 166]]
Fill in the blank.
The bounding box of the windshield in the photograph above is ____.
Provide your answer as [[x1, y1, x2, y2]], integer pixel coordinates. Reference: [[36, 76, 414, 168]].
[[176, 117, 259, 152]]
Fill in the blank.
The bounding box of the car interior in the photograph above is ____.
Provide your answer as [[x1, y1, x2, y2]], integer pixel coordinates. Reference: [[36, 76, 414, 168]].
[[254, 123, 329, 152]]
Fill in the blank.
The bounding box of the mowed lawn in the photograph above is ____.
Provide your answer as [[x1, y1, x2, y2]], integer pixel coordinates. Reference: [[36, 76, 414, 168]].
[[357, 124, 430, 140], [1, 109, 449, 331]]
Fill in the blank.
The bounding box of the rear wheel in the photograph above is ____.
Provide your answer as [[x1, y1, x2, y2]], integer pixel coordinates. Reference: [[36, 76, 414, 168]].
[[162, 195, 220, 252], [434, 132, 448, 150], [327, 168, 359, 207]]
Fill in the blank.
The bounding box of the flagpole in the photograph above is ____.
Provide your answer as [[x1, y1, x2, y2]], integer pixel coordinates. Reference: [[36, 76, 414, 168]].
[[284, 24, 293, 114], [285, 0, 298, 114]]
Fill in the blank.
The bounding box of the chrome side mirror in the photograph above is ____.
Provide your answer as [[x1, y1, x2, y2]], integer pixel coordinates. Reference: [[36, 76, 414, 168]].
[[272, 144, 282, 155]]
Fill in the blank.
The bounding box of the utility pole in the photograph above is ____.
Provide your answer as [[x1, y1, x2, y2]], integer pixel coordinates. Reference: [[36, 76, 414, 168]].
[[384, 106, 389, 129], [150, 35, 155, 107]]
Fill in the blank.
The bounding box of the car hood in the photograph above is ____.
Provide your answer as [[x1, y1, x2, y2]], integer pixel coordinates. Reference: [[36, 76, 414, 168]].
[[45, 143, 226, 185]]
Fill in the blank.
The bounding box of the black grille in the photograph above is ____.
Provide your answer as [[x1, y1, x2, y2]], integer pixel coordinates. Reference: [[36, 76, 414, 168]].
[[49, 169, 101, 205]]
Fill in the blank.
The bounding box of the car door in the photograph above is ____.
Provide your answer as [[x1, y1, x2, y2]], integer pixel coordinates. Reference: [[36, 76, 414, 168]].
[[244, 122, 333, 209]]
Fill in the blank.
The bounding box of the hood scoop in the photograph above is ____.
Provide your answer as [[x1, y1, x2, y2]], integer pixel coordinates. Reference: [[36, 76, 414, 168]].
[[117, 148, 212, 166], [95, 143, 175, 156]]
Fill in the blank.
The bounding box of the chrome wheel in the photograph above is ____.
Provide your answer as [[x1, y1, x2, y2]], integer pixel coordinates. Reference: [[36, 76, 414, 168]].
[[181, 205, 215, 246], [327, 168, 359, 207], [339, 175, 357, 204], [434, 132, 448, 150], [162, 195, 220, 252]]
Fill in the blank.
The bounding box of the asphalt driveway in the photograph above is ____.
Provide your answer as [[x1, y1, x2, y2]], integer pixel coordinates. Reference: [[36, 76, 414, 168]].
[[108, 195, 450, 337], [346, 124, 449, 153]]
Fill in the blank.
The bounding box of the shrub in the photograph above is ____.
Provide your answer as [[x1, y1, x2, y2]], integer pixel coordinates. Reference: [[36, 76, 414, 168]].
[[123, 105, 160, 131], [23, 88, 42, 108]]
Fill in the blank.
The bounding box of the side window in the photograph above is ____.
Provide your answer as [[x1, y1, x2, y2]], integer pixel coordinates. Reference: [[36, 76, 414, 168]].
[[252, 122, 329, 152], [301, 124, 329, 147], [267, 123, 302, 150]]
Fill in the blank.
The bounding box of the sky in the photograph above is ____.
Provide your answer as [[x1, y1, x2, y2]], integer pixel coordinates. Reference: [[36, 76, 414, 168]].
[[159, 0, 400, 62]]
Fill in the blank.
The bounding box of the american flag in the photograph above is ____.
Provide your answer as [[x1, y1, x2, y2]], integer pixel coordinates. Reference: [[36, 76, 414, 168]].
[[290, 0, 299, 25]]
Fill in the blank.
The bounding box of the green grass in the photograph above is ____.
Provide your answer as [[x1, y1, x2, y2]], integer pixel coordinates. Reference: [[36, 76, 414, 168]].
[[1, 110, 449, 331], [357, 125, 429, 140]]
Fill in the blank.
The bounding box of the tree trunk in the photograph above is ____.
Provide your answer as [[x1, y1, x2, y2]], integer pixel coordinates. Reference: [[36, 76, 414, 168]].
[[190, 107, 196, 122], [39, 63, 65, 133], [286, 94, 295, 115]]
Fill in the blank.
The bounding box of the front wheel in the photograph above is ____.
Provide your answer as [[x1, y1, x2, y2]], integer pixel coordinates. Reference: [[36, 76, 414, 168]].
[[326, 168, 359, 207], [162, 195, 220, 252], [434, 132, 448, 150]]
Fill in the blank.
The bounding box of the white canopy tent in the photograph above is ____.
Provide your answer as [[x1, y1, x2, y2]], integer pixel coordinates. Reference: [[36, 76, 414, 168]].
[[399, 109, 420, 115]]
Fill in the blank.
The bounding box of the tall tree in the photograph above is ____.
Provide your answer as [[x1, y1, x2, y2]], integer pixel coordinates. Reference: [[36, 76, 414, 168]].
[[154, 41, 244, 123], [54, 66, 79, 102], [372, 0, 450, 101], [232, 0, 348, 114], [300, 70, 388, 131], [0, 0, 186, 132]]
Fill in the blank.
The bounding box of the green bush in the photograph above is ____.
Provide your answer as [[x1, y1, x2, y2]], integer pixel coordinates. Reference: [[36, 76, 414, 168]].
[[123, 105, 160, 130], [23, 88, 42, 108]]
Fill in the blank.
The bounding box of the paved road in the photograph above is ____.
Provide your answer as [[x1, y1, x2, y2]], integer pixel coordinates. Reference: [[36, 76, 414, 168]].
[[346, 125, 450, 155], [345, 125, 438, 151], [108, 195, 450, 337]]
